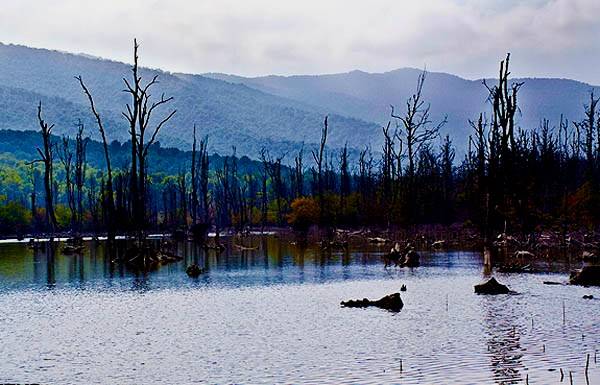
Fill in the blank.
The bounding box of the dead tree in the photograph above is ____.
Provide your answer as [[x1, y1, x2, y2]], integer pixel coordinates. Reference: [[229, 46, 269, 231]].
[[390, 71, 445, 223], [74, 121, 87, 231], [29, 103, 57, 233], [573, 91, 598, 174], [58, 136, 76, 230], [293, 145, 304, 198], [312, 116, 328, 223], [339, 143, 350, 218], [122, 39, 176, 237], [76, 76, 115, 238], [391, 70, 446, 180], [198, 136, 210, 224], [28, 164, 39, 232], [177, 170, 188, 226], [190, 125, 199, 225], [483, 53, 523, 166]]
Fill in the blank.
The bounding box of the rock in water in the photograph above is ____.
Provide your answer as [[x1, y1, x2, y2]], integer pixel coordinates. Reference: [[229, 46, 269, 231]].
[[341, 293, 403, 312], [474, 277, 510, 295], [570, 265, 600, 286]]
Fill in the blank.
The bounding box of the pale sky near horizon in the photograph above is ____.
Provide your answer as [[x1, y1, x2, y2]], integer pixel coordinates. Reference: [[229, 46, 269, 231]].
[[1, 0, 600, 83]]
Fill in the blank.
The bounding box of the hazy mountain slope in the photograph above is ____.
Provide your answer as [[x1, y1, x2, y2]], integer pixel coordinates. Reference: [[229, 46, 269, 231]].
[[0, 43, 378, 157], [2, 42, 598, 160], [206, 69, 599, 150]]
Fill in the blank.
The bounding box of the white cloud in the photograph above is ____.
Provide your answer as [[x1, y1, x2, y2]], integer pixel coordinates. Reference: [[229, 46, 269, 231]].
[[1, 0, 600, 83]]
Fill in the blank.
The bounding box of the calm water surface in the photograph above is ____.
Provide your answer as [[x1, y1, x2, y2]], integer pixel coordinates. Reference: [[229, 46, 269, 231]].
[[0, 236, 598, 384]]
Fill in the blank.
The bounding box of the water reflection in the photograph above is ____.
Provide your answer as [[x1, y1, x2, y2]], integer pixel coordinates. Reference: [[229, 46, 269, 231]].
[[0, 238, 598, 384], [482, 299, 525, 384]]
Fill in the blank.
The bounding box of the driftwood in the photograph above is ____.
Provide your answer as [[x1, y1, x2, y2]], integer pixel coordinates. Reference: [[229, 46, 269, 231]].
[[341, 293, 404, 312]]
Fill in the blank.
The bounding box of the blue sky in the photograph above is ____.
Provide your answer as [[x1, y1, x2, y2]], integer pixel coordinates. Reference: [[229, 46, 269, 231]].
[[1, 0, 599, 83]]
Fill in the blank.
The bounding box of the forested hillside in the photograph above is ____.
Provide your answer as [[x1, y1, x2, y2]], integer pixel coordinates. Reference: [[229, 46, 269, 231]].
[[0, 43, 378, 157]]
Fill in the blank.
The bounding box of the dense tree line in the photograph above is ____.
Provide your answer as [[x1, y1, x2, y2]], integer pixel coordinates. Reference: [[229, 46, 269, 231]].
[[0, 49, 599, 242]]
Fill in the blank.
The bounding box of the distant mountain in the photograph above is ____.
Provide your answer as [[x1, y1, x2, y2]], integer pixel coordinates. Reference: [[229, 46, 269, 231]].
[[206, 69, 600, 150], [0, 43, 378, 158], [1, 42, 598, 162]]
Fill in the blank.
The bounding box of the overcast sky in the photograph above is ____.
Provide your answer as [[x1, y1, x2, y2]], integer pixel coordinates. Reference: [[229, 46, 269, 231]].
[[1, 0, 599, 83]]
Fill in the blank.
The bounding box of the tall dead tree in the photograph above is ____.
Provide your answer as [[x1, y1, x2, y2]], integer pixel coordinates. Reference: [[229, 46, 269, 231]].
[[391, 71, 445, 180], [74, 121, 87, 230], [122, 39, 176, 236], [58, 136, 76, 230], [28, 164, 38, 232], [483, 53, 523, 166], [573, 91, 598, 174], [293, 146, 304, 198], [190, 125, 199, 225], [199, 137, 210, 223], [76, 76, 115, 238], [177, 170, 187, 226], [312, 116, 328, 223], [390, 71, 445, 223], [30, 103, 57, 233], [339, 143, 350, 218]]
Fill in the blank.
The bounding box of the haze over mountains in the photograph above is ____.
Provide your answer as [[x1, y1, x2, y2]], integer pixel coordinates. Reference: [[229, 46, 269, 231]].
[[0, 42, 598, 161]]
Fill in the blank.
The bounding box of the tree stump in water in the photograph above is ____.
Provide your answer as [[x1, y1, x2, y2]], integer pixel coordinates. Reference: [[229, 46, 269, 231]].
[[570, 265, 600, 286], [186, 264, 205, 278], [474, 277, 510, 294], [341, 293, 404, 312], [190, 223, 210, 243]]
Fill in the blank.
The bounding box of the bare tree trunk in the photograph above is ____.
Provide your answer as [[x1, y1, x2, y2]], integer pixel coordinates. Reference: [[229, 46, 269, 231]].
[[30, 103, 57, 234], [76, 76, 115, 239]]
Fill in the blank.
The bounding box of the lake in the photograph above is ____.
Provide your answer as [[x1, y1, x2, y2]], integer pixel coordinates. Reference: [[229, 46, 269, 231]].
[[0, 236, 598, 384]]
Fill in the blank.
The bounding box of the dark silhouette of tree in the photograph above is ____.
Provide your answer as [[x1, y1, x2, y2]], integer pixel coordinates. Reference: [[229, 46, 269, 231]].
[[76, 75, 115, 239], [122, 39, 176, 237], [29, 103, 57, 233]]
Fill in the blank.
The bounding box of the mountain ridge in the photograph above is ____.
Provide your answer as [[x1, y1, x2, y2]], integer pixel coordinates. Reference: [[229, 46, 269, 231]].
[[1, 41, 598, 160]]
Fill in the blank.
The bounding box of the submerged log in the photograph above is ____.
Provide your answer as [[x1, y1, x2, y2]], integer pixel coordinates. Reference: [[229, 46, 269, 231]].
[[570, 265, 600, 286], [474, 277, 510, 295], [341, 292, 404, 312]]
